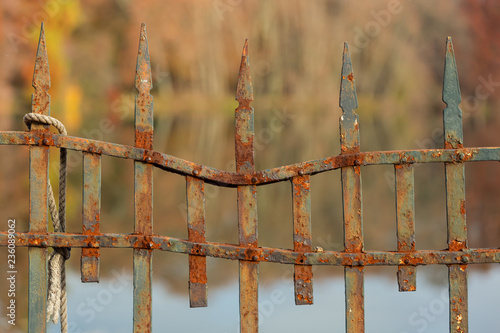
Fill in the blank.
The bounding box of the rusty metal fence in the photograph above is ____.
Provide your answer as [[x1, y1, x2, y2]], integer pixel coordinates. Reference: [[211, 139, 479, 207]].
[[1, 23, 499, 333]]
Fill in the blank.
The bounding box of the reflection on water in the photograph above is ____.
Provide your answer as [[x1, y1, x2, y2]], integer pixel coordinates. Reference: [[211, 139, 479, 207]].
[[49, 266, 500, 333]]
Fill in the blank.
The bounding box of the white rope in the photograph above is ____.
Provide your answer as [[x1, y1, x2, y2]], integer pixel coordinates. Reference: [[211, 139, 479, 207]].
[[24, 113, 69, 333]]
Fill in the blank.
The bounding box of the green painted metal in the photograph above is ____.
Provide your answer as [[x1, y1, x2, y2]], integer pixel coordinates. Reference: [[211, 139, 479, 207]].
[[3, 131, 500, 185], [443, 37, 468, 333], [395, 164, 416, 292], [292, 175, 313, 305], [1, 24, 498, 333], [2, 232, 499, 265], [28, 23, 50, 333], [340, 42, 365, 333], [133, 23, 154, 333], [81, 153, 101, 282]]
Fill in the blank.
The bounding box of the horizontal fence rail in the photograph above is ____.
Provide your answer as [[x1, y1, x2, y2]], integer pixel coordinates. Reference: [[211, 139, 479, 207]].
[[0, 23, 499, 333]]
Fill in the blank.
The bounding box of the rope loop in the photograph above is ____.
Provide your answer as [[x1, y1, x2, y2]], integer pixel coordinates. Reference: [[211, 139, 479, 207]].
[[24, 112, 69, 333]]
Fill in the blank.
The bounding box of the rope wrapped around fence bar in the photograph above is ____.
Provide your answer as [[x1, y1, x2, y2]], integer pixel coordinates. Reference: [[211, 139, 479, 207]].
[[24, 112, 70, 333]]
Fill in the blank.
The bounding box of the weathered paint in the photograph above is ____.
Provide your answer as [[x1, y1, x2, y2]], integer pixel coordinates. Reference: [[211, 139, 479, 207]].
[[1, 25, 497, 333], [395, 164, 416, 292], [345, 267, 364, 330], [3, 131, 500, 186], [187, 176, 208, 307], [133, 24, 153, 333], [3, 231, 500, 265], [340, 43, 365, 333], [443, 37, 468, 333], [235, 40, 259, 333], [28, 23, 49, 333], [292, 176, 313, 305], [81, 152, 101, 282]]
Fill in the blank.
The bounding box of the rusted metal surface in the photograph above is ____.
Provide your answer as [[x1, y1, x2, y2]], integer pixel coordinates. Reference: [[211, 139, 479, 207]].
[[3, 231, 500, 265], [3, 130, 500, 185], [81, 153, 101, 282], [187, 176, 208, 307], [1, 25, 498, 333], [235, 40, 259, 333], [443, 37, 468, 333], [292, 176, 313, 305], [28, 24, 49, 333], [340, 43, 365, 333], [395, 164, 416, 292], [133, 23, 153, 333]]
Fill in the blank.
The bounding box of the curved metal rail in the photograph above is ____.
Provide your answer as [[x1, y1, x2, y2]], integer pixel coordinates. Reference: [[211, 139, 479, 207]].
[[1, 131, 500, 186]]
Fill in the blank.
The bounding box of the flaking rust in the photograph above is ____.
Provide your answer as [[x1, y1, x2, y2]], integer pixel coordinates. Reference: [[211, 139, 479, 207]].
[[443, 37, 468, 333], [133, 23, 154, 333], [292, 176, 313, 305], [81, 152, 102, 283], [1, 23, 498, 333], [340, 42, 365, 333], [187, 176, 208, 307], [235, 39, 259, 333]]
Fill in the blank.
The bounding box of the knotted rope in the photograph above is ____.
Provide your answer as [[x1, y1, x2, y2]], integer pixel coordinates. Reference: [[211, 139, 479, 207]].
[[23, 113, 69, 333]]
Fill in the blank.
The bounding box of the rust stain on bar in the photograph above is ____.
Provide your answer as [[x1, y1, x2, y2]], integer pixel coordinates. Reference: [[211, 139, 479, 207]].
[[28, 23, 49, 333], [340, 42, 365, 333], [133, 23, 153, 333], [187, 176, 208, 307], [2, 24, 498, 333], [1, 129, 498, 186], [2, 231, 500, 265], [235, 40, 259, 333], [443, 37, 468, 333], [395, 164, 416, 292], [81, 152, 101, 282], [292, 176, 313, 304], [449, 264, 468, 332]]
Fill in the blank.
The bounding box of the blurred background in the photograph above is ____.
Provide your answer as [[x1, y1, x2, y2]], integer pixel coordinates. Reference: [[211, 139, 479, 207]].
[[0, 0, 499, 332]]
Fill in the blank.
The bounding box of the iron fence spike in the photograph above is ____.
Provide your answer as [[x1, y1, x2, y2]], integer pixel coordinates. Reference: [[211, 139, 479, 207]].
[[135, 23, 152, 93], [443, 36, 463, 149], [236, 39, 253, 103], [32, 23, 50, 90], [32, 23, 51, 116], [133, 23, 154, 332], [443, 37, 461, 108], [134, 23, 153, 148], [339, 42, 358, 113]]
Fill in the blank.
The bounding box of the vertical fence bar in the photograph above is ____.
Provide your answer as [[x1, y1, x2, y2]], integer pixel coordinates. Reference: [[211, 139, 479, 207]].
[[235, 40, 259, 333], [187, 176, 208, 307], [443, 37, 468, 333], [339, 42, 365, 333], [395, 164, 416, 291], [81, 153, 101, 282], [133, 23, 153, 333], [292, 175, 313, 305], [28, 23, 50, 333]]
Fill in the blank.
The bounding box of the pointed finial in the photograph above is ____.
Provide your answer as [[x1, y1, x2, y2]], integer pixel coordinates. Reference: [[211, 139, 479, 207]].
[[339, 42, 358, 114], [32, 23, 51, 115], [442, 37, 463, 149], [135, 23, 152, 93], [339, 42, 360, 153], [442, 37, 461, 107], [134, 23, 153, 149], [235, 39, 253, 104]]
